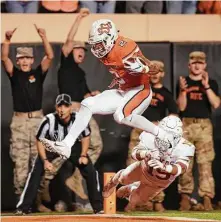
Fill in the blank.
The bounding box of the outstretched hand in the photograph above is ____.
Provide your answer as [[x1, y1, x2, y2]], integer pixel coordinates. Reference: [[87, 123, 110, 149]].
[[79, 8, 90, 18], [5, 28, 17, 41], [34, 24, 46, 39]]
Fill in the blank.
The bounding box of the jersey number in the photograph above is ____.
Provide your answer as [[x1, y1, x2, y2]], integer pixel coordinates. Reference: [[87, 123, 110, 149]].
[[147, 166, 171, 180], [119, 40, 127, 47]]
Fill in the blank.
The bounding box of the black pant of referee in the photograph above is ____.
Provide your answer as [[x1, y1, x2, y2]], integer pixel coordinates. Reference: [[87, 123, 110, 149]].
[[16, 153, 103, 214]]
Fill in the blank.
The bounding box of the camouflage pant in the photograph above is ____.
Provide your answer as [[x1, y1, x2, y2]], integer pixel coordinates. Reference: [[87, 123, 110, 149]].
[[40, 117, 103, 201], [127, 128, 165, 203], [178, 118, 215, 198], [10, 113, 43, 195]]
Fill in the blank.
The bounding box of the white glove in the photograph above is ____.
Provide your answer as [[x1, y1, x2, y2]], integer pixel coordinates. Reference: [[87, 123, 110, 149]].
[[150, 149, 160, 160], [123, 57, 149, 73], [148, 159, 165, 170]]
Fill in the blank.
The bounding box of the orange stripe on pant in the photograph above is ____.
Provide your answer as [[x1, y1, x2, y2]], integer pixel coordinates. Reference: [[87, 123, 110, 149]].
[[123, 84, 150, 118]]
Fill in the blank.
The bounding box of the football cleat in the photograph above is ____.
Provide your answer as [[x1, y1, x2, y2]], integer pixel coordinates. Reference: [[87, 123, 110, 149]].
[[116, 185, 131, 199], [40, 138, 71, 159], [102, 177, 118, 198]]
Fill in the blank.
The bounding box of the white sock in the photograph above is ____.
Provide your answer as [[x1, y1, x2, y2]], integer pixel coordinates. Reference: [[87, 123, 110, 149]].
[[63, 105, 92, 148], [121, 114, 160, 136]]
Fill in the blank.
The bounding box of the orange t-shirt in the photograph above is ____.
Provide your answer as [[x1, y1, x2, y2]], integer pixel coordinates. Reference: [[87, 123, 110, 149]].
[[41, 1, 78, 12], [100, 36, 149, 91]]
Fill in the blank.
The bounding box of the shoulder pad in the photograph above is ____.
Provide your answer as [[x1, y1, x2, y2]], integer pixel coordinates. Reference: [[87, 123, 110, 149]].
[[139, 132, 155, 150], [174, 138, 195, 157]]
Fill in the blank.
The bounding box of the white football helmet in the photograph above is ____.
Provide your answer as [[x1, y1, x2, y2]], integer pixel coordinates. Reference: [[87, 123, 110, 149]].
[[155, 116, 183, 154], [88, 19, 118, 58]]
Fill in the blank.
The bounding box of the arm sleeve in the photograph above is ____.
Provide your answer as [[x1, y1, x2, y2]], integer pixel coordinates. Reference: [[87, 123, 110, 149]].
[[36, 117, 50, 140], [6, 65, 16, 78], [85, 82, 91, 94], [166, 92, 179, 114], [36, 64, 48, 82], [210, 80, 219, 95]]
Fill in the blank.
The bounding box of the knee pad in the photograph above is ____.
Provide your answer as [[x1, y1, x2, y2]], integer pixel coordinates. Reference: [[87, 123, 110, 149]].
[[113, 110, 128, 124], [81, 97, 95, 113]]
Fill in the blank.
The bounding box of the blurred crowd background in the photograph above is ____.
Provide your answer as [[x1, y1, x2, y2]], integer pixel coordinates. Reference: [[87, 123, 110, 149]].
[[1, 0, 221, 215]]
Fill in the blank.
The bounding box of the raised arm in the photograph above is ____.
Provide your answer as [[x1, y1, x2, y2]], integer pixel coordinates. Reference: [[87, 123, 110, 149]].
[[62, 8, 90, 57], [177, 76, 188, 111], [201, 72, 220, 109], [1, 29, 16, 76], [34, 24, 54, 73]]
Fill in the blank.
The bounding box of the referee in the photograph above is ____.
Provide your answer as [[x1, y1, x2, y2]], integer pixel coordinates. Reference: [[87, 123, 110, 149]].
[[16, 94, 103, 214]]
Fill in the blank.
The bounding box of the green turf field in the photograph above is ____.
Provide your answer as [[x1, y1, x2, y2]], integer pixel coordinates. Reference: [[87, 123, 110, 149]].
[[2, 210, 221, 221], [126, 211, 221, 220]]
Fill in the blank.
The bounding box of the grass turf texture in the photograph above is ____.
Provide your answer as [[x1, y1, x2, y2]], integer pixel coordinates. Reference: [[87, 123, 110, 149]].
[[1, 210, 221, 220]]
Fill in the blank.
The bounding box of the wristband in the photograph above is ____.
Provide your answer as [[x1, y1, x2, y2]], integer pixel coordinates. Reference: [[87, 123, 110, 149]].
[[174, 164, 182, 176], [165, 165, 173, 173], [204, 86, 211, 90], [43, 158, 48, 161], [81, 155, 88, 158]]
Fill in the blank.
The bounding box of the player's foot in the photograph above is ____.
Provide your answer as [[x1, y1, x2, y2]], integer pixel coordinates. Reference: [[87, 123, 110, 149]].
[[154, 202, 165, 212], [124, 202, 136, 212], [95, 210, 104, 214], [15, 208, 31, 215], [117, 185, 131, 199], [102, 177, 118, 198], [40, 138, 71, 159]]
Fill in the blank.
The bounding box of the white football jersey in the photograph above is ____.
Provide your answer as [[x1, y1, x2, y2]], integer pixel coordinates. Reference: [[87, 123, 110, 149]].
[[138, 132, 195, 188]]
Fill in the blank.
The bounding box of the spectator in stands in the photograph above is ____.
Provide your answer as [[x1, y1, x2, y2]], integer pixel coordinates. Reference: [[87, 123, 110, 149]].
[[39, 0, 78, 13], [1, 26, 53, 201], [80, 1, 116, 13], [166, 1, 197, 14], [58, 8, 100, 101], [127, 60, 178, 212], [126, 1, 163, 14], [15, 94, 103, 215], [198, 1, 221, 14], [5, 0, 39, 13], [177, 51, 220, 211]]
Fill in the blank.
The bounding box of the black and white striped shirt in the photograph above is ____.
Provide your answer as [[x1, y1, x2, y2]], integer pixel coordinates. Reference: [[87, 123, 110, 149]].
[[36, 112, 90, 142]]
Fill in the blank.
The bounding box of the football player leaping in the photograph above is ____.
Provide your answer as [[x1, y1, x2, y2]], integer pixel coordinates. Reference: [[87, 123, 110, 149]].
[[41, 19, 175, 159], [103, 116, 195, 212]]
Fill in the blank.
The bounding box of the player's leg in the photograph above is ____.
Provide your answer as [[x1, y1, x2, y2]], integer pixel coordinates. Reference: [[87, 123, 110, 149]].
[[113, 84, 173, 143], [117, 182, 140, 200], [126, 182, 164, 212], [103, 161, 143, 198], [41, 90, 122, 158], [63, 89, 121, 147]]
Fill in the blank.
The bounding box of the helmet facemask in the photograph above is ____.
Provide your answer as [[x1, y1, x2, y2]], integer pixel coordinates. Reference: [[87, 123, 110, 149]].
[[155, 116, 183, 156], [88, 19, 118, 58]]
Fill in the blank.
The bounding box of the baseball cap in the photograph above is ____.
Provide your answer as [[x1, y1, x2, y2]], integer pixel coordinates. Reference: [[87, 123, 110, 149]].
[[16, 47, 34, 58], [56, 94, 72, 106], [189, 51, 206, 64], [73, 41, 87, 51], [151, 60, 164, 72]]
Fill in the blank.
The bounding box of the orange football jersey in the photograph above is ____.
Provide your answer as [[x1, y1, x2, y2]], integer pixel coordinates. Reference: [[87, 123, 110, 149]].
[[100, 36, 149, 90]]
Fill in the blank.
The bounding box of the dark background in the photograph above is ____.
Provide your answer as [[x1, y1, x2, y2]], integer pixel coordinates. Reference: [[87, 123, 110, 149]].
[[1, 42, 221, 210]]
